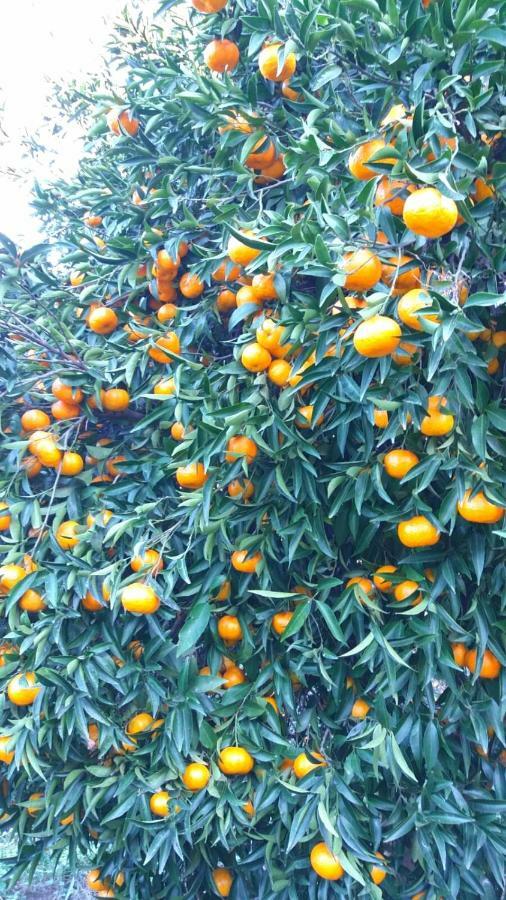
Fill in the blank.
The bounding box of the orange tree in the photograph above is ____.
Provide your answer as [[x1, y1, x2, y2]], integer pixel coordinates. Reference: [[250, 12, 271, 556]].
[[0, 0, 505, 897]]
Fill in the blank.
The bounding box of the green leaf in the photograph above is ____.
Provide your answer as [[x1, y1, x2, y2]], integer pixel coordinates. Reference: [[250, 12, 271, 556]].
[[176, 601, 211, 656], [280, 599, 311, 640]]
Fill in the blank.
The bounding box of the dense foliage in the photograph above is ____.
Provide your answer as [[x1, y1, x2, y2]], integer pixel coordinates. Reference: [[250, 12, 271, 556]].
[[0, 0, 505, 897]]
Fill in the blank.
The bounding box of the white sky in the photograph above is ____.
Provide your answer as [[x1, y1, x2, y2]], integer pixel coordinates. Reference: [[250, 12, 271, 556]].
[[0, 0, 132, 247]]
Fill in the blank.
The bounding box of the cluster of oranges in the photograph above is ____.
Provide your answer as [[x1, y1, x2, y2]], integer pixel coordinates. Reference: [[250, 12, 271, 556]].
[[0, 0, 504, 894]]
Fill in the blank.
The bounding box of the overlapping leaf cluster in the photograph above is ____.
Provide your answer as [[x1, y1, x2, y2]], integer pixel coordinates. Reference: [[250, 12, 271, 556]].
[[0, 0, 505, 897]]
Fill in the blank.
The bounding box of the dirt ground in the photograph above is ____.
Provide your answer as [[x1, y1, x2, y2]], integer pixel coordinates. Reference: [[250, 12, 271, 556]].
[[4, 885, 92, 900], [0, 832, 92, 899], [0, 877, 92, 899]]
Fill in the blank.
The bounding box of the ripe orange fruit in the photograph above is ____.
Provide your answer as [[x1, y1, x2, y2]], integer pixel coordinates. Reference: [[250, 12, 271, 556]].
[[380, 102, 411, 130], [465, 648, 501, 679], [256, 318, 290, 356], [218, 112, 254, 135], [383, 448, 419, 478], [375, 177, 413, 216], [213, 580, 231, 602], [252, 273, 277, 300], [100, 388, 130, 411], [170, 421, 186, 441], [231, 549, 262, 573], [28, 431, 56, 456], [351, 697, 370, 718], [121, 583, 160, 614], [0, 565, 26, 595], [256, 154, 286, 182], [51, 399, 81, 420], [310, 842, 344, 880], [149, 791, 170, 817], [127, 712, 154, 735], [222, 664, 246, 687], [227, 231, 263, 266], [393, 340, 421, 367], [105, 455, 126, 477], [217, 615, 243, 644], [218, 745, 254, 775], [348, 138, 395, 180], [0, 644, 18, 667], [131, 549, 163, 574], [212, 867, 234, 897], [424, 134, 457, 159], [107, 108, 139, 136], [457, 489, 504, 524], [27, 792, 44, 817], [51, 378, 84, 404], [451, 642, 467, 666], [55, 520, 80, 549], [245, 137, 276, 170], [372, 565, 397, 592], [373, 409, 389, 428], [281, 80, 301, 101], [272, 611, 293, 635], [264, 695, 279, 713], [394, 580, 422, 605], [212, 261, 241, 282], [258, 43, 296, 82], [19, 589, 46, 613], [296, 405, 323, 429], [403, 187, 458, 238], [216, 290, 237, 314], [382, 255, 421, 294], [149, 331, 180, 363], [154, 378, 176, 397], [156, 249, 180, 277], [397, 289, 439, 331], [182, 762, 210, 790], [81, 591, 105, 612], [241, 341, 272, 372], [472, 177, 495, 203], [342, 249, 382, 291], [353, 315, 401, 358], [70, 270, 85, 286], [268, 359, 291, 387], [20, 409, 51, 432], [0, 503, 11, 532], [236, 285, 262, 308], [420, 395, 454, 436], [243, 799, 255, 816], [157, 302, 178, 323], [346, 576, 374, 597], [225, 435, 258, 464], [192, 0, 227, 12], [0, 736, 14, 765], [83, 213, 102, 227], [227, 479, 254, 500], [179, 272, 204, 298], [397, 515, 440, 547], [175, 462, 208, 489], [204, 38, 240, 73], [86, 868, 113, 892], [7, 672, 40, 706], [371, 852, 387, 886], [293, 750, 326, 778], [61, 451, 84, 477], [88, 306, 118, 335], [22, 455, 43, 478], [492, 331, 506, 348]]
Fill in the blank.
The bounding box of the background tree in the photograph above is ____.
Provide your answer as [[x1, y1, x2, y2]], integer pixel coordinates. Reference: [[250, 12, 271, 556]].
[[0, 0, 505, 897]]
